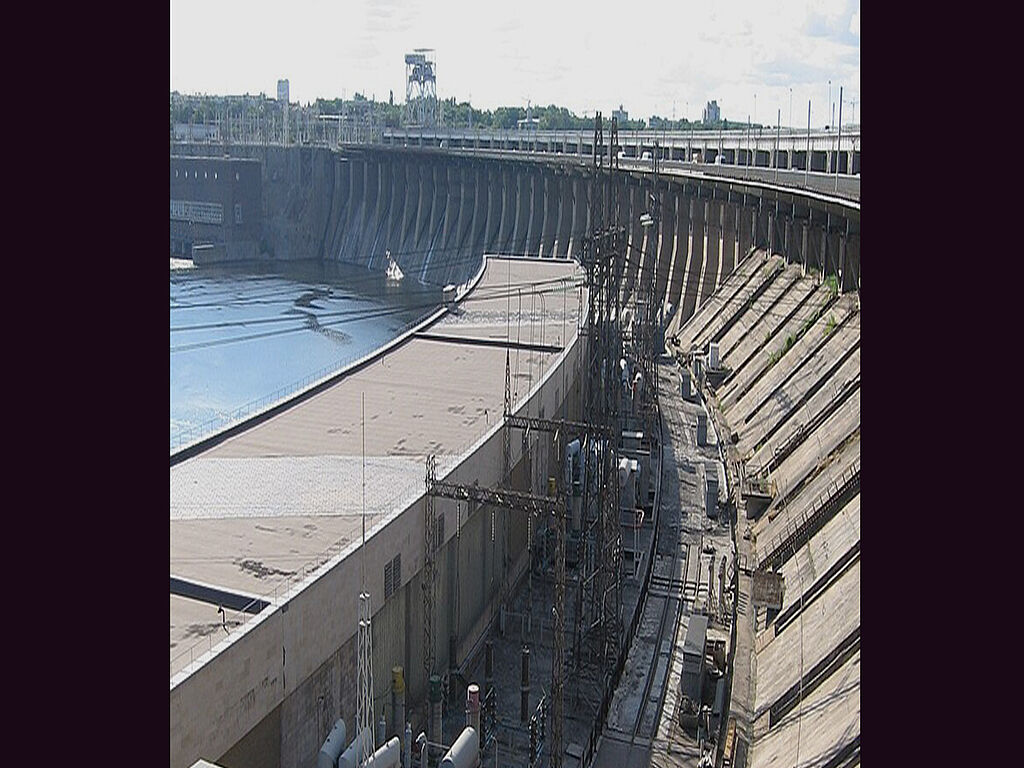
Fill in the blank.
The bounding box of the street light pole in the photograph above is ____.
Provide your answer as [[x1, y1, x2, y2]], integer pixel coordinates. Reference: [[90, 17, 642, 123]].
[[805, 100, 811, 186], [775, 108, 781, 182], [835, 86, 843, 192]]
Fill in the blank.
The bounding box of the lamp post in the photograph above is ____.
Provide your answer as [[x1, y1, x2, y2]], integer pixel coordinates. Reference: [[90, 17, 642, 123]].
[[835, 86, 843, 192], [805, 100, 811, 186], [775, 108, 781, 182]]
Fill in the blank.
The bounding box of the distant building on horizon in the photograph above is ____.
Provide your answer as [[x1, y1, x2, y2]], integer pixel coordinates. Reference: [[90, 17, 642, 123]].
[[703, 100, 720, 123], [172, 123, 220, 142], [611, 104, 628, 124], [277, 79, 290, 104]]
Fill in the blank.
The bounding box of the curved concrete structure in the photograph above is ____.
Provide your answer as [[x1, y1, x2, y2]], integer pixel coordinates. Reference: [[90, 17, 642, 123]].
[[172, 145, 859, 324], [170, 143, 860, 768]]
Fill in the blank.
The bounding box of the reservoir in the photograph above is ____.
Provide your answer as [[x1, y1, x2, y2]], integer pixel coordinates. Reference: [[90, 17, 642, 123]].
[[170, 258, 441, 450]]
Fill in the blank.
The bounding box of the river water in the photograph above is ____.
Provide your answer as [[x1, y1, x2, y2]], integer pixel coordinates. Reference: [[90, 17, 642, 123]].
[[170, 259, 441, 449]]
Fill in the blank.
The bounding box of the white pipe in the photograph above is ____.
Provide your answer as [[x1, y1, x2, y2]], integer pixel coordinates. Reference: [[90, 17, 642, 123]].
[[366, 737, 402, 768], [338, 727, 373, 768], [318, 719, 347, 768], [440, 727, 480, 768]]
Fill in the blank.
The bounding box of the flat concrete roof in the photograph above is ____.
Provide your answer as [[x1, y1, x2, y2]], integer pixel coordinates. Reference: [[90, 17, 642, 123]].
[[170, 594, 243, 666], [171, 256, 582, 674]]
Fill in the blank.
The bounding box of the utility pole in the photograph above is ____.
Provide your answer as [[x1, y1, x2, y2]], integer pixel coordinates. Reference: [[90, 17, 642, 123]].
[[422, 455, 438, 733], [805, 101, 811, 186], [835, 87, 843, 192], [552, 428, 565, 768], [775, 109, 781, 182], [358, 393, 375, 768]]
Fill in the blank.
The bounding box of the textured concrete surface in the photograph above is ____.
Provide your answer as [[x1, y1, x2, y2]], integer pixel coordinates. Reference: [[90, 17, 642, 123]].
[[749, 652, 860, 768], [666, 246, 861, 768], [777, 495, 860, 617]]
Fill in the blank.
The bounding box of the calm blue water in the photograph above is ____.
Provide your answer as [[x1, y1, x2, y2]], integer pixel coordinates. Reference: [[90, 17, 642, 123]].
[[170, 260, 440, 448]]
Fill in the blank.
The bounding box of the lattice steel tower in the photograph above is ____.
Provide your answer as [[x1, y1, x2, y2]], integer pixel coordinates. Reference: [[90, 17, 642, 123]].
[[357, 590, 374, 767], [357, 394, 375, 768], [404, 50, 438, 128]]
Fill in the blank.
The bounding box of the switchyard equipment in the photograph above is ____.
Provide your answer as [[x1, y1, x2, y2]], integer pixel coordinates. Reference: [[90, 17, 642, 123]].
[[417, 112, 676, 768]]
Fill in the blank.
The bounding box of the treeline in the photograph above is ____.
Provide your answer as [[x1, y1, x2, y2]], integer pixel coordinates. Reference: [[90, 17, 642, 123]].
[[171, 91, 754, 132]]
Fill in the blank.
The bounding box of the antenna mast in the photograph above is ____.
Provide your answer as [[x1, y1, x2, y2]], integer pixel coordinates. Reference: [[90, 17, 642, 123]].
[[357, 392, 375, 767]]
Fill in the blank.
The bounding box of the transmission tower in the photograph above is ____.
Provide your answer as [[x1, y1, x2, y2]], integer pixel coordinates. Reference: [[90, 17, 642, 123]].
[[551, 428, 566, 768], [576, 113, 626, 702], [357, 590, 374, 767], [404, 50, 438, 128], [358, 394, 375, 767], [423, 455, 438, 726]]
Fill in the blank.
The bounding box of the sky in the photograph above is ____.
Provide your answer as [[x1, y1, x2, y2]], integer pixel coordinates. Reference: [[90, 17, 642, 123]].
[[170, 0, 860, 128]]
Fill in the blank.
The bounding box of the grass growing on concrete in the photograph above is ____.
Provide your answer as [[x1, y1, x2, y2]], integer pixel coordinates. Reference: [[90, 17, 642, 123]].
[[825, 273, 839, 297], [767, 333, 797, 365]]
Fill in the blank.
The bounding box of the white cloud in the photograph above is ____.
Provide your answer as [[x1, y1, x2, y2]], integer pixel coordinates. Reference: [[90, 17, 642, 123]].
[[170, 0, 859, 125]]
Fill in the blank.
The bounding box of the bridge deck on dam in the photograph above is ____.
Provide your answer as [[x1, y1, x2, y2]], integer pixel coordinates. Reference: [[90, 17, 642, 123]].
[[170, 256, 582, 675]]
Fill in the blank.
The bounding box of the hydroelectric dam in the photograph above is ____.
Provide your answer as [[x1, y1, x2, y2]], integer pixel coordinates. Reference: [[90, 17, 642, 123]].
[[170, 138, 861, 768]]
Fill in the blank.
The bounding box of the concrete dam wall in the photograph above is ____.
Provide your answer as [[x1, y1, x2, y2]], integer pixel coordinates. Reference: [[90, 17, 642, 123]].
[[170, 145, 860, 326], [169, 143, 861, 768]]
